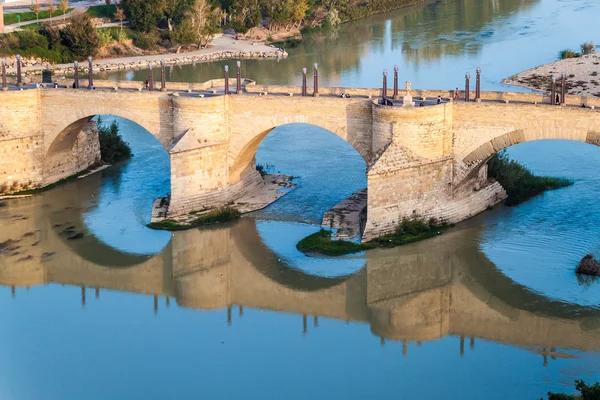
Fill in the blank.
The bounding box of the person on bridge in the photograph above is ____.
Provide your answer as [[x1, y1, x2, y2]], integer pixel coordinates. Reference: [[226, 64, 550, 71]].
[[556, 93, 560, 105]]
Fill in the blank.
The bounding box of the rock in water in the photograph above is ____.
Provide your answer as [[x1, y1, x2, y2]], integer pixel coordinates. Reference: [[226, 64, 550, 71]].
[[576, 254, 600, 276]]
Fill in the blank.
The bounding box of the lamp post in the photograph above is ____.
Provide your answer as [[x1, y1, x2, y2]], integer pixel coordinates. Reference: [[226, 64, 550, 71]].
[[1, 58, 7, 91], [465, 72, 470, 102], [236, 60, 241, 94], [16, 54, 22, 87], [224, 65, 229, 94], [382, 69, 387, 101], [302, 68, 307, 96], [475, 67, 481, 101], [160, 60, 166, 92], [551, 75, 556, 105], [73, 61, 79, 89], [560, 72, 566, 105], [148, 63, 154, 91], [313, 63, 319, 97], [393, 65, 399, 100], [87, 56, 93, 89]]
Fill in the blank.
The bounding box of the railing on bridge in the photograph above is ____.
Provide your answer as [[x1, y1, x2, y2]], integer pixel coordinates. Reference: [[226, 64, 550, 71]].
[[1, 56, 599, 110]]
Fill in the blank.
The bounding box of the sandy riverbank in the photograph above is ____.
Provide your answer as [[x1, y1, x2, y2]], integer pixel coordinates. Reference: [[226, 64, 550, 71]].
[[3, 33, 287, 75], [503, 52, 600, 98]]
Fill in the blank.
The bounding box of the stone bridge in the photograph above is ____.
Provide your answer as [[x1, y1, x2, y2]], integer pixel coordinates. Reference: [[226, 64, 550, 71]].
[[1, 80, 599, 239]]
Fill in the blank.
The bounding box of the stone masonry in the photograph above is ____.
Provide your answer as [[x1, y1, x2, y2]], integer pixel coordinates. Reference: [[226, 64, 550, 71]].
[[1, 81, 600, 240]]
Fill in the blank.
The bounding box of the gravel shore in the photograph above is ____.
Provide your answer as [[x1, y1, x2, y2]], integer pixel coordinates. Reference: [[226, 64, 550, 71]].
[[503, 52, 600, 98]]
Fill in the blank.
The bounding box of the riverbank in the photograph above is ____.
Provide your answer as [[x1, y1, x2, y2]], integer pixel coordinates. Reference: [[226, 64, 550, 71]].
[[503, 52, 600, 98], [2, 33, 287, 76]]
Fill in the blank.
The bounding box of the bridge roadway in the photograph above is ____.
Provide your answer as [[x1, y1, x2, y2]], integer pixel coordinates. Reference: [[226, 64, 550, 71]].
[[1, 182, 600, 353], [1, 78, 600, 240]]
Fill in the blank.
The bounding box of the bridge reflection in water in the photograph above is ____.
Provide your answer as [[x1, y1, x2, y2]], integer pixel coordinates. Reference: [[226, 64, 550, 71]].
[[2, 176, 600, 358]]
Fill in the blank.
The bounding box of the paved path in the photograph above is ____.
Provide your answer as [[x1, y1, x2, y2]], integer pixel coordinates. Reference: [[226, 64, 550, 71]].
[[3, 6, 87, 33]]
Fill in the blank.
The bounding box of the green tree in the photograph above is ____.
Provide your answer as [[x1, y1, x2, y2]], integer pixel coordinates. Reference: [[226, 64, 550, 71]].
[[121, 0, 164, 32], [162, 0, 195, 31], [547, 380, 600, 399], [60, 13, 100, 58]]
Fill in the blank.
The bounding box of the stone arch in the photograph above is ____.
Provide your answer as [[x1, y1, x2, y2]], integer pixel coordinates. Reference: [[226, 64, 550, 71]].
[[457, 126, 600, 186], [43, 113, 167, 186], [228, 118, 369, 184]]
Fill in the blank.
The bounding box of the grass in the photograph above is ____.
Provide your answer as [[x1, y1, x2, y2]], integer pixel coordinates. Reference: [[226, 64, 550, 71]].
[[3, 9, 74, 25], [297, 229, 369, 256], [86, 4, 117, 19], [296, 218, 449, 256], [487, 150, 573, 206], [147, 207, 241, 231], [146, 219, 193, 231], [559, 49, 580, 59]]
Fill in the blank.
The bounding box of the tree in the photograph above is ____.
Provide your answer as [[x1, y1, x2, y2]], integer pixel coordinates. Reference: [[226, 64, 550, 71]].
[[114, 7, 126, 30], [59, 0, 69, 21], [105, 0, 111, 17], [183, 0, 220, 48], [47, 0, 55, 17], [121, 0, 165, 32], [60, 13, 100, 58], [162, 0, 194, 32], [31, 1, 41, 23]]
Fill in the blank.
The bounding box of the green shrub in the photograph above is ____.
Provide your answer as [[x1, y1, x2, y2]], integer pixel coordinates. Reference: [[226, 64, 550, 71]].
[[60, 13, 100, 58], [559, 49, 580, 59], [580, 41, 596, 55], [97, 29, 112, 48], [147, 219, 192, 231], [297, 229, 368, 256], [97, 116, 132, 164], [134, 31, 158, 50], [396, 217, 429, 235], [487, 150, 572, 206]]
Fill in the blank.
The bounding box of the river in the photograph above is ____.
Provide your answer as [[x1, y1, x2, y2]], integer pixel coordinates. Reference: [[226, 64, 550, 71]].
[[3, 0, 600, 398]]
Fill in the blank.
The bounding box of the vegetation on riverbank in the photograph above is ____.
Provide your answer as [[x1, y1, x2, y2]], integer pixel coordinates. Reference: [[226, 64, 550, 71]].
[[487, 150, 573, 206], [559, 41, 595, 59], [545, 380, 600, 399], [147, 206, 241, 230], [97, 117, 132, 164], [296, 218, 448, 256], [2, 0, 426, 63]]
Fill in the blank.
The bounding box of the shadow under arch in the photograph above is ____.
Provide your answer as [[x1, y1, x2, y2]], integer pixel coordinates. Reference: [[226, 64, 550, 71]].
[[40, 113, 172, 267], [230, 217, 363, 291]]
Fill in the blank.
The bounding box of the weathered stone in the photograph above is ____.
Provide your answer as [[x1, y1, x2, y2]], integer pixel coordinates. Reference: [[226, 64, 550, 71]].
[[1, 82, 600, 240]]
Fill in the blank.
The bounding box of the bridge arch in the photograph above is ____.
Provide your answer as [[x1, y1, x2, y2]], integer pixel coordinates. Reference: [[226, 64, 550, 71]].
[[229, 119, 369, 185], [456, 105, 600, 167], [43, 113, 170, 186]]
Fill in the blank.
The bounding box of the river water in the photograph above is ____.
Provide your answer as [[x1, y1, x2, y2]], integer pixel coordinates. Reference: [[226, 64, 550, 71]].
[[3, 0, 600, 398]]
